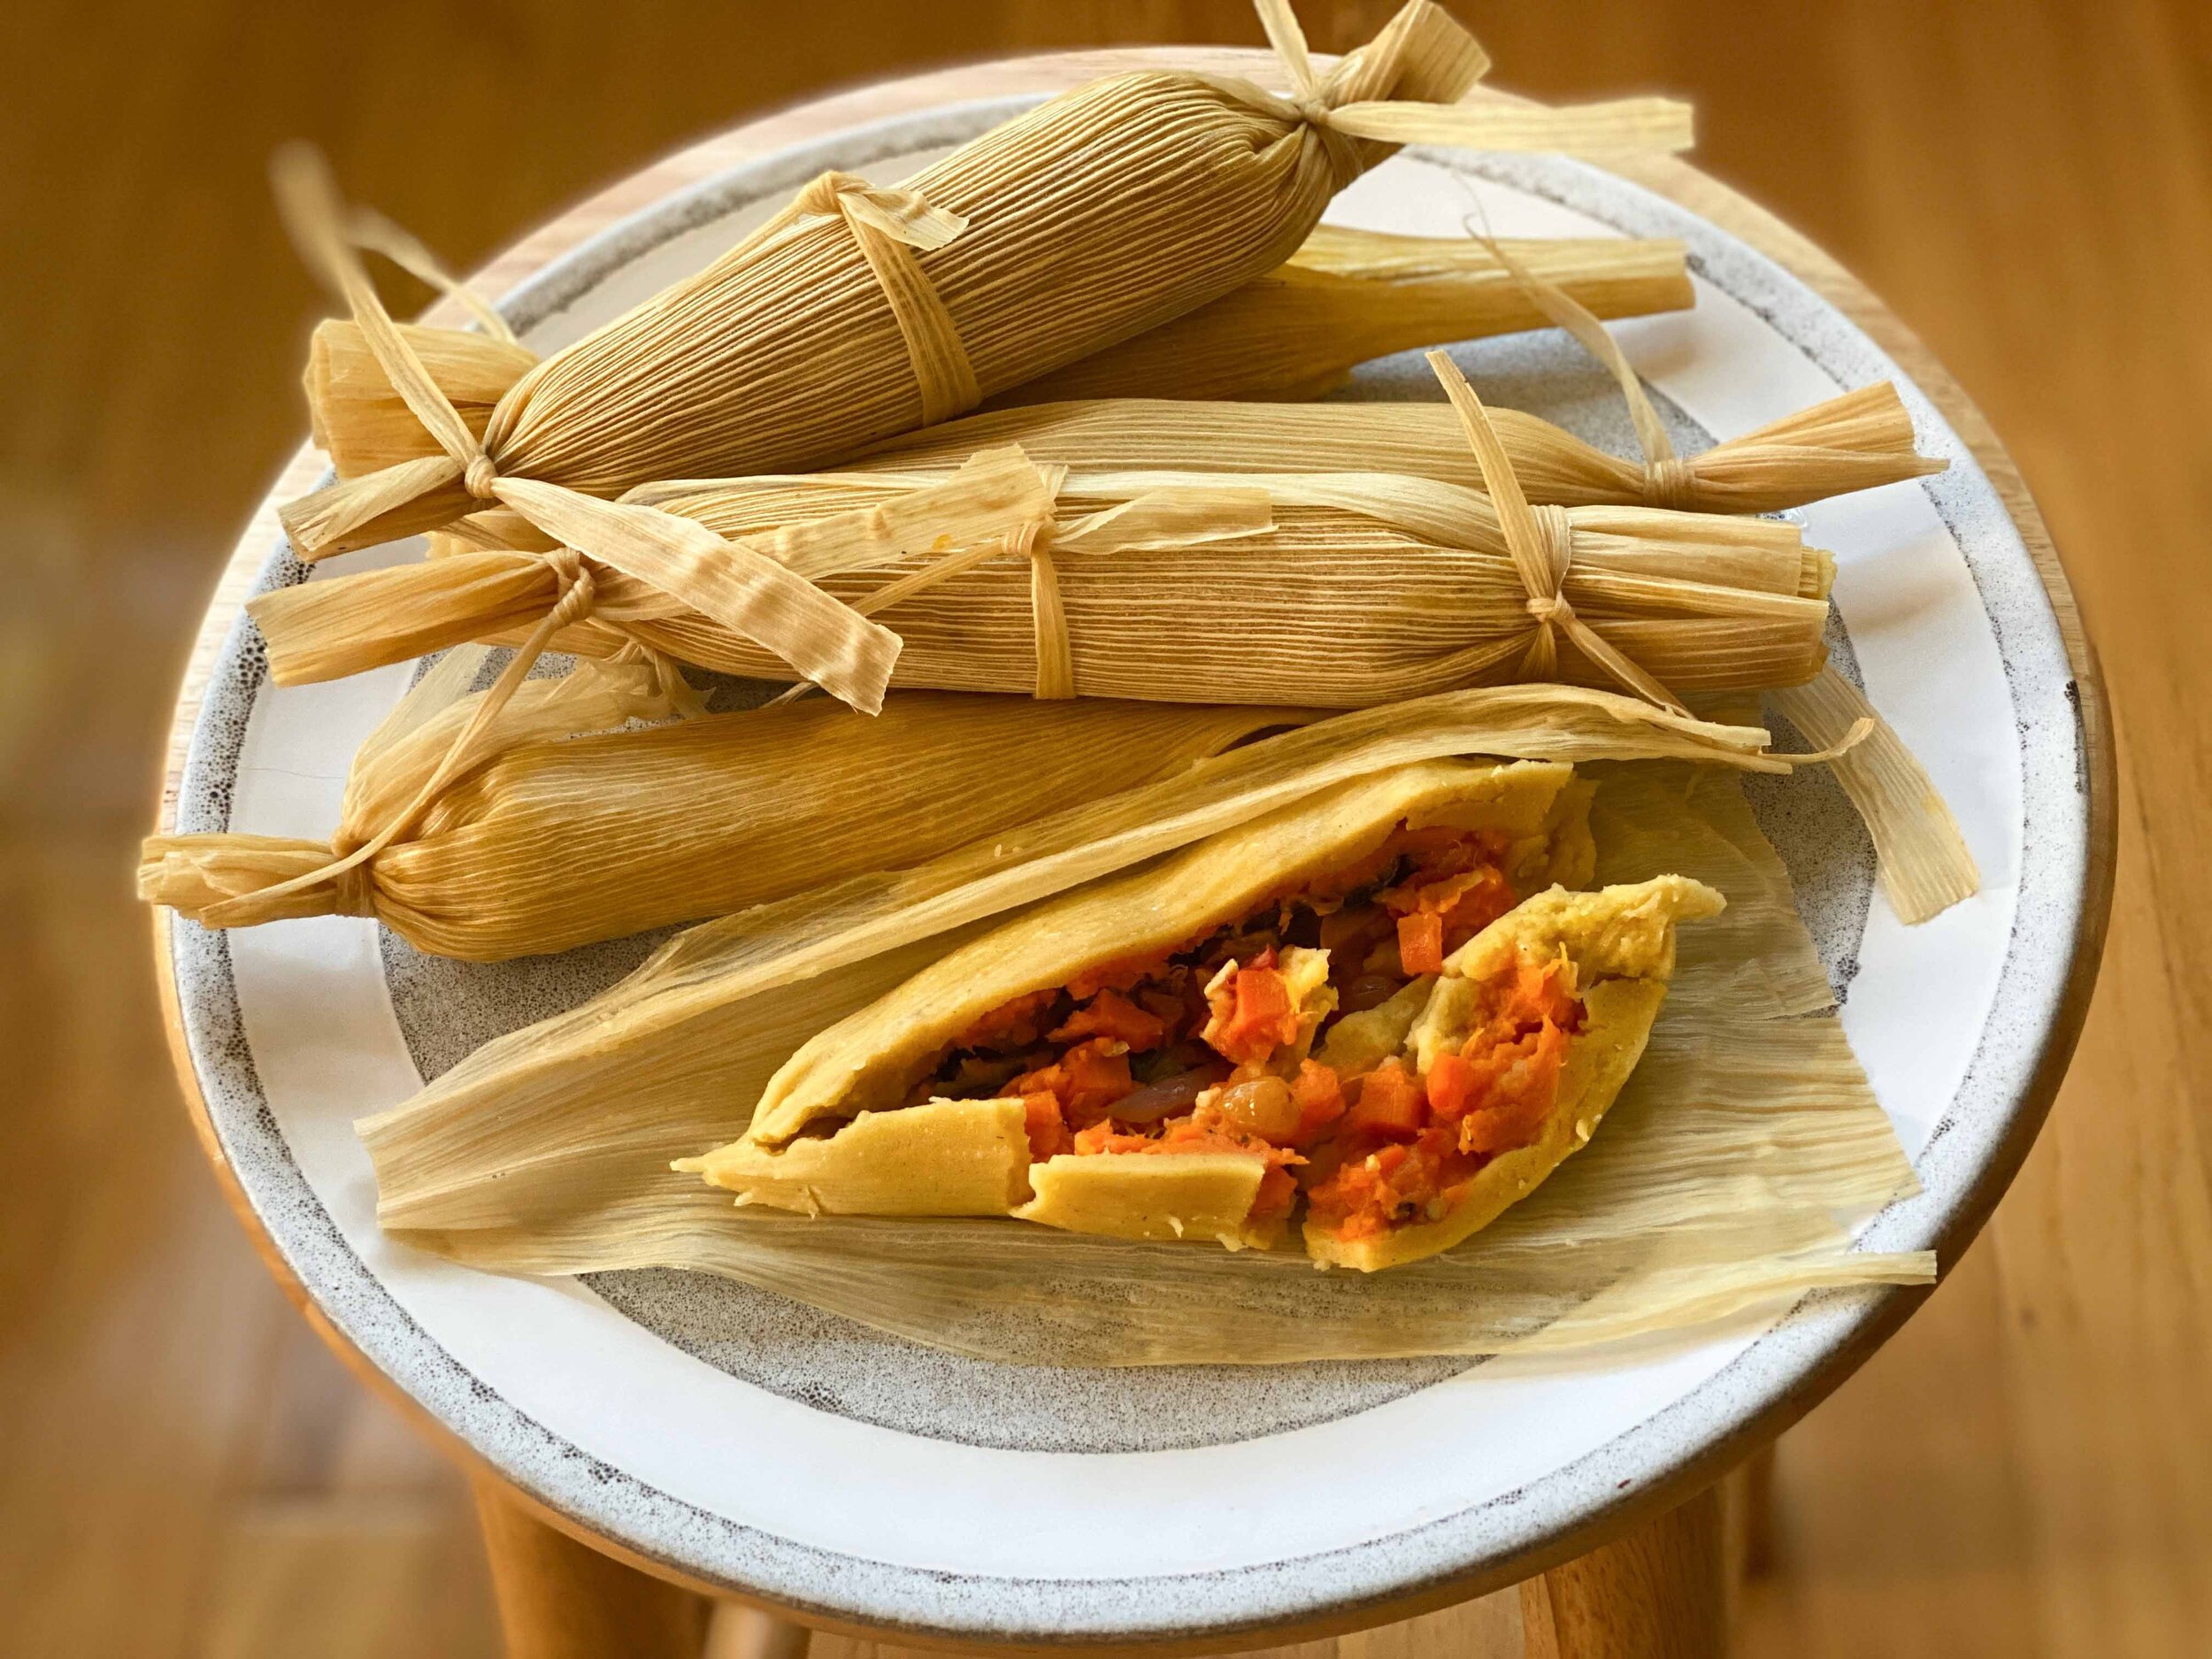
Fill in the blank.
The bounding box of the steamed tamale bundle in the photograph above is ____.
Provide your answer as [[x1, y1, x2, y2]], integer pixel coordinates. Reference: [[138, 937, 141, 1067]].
[[138, 659, 1301, 960], [277, 0, 1693, 731], [307, 229, 1694, 481], [359, 699, 1931, 1363], [251, 351, 1844, 715], [856, 380, 1945, 515]]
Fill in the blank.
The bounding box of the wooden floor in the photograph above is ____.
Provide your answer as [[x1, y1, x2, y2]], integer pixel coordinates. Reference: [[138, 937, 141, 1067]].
[[3, 0, 2207, 1653]]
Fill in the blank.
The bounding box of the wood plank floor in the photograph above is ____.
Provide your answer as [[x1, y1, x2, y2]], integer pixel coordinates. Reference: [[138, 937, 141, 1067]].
[[2, 1, 2205, 1653]]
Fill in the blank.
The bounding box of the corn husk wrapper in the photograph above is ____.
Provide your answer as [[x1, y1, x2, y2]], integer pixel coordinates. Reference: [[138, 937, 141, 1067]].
[[858, 380, 1943, 516], [1460, 235, 1979, 920], [361, 698, 1929, 1365], [251, 447, 1834, 709], [305, 231, 1693, 483], [999, 225, 1691, 405], [137, 656, 1303, 960], [278, 0, 1688, 574]]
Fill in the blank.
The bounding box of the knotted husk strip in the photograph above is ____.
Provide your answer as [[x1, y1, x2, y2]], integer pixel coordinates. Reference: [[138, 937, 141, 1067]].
[[1478, 235, 1980, 918], [304, 231, 1693, 481], [280, 0, 1691, 563], [361, 737, 1929, 1366], [139, 662, 1304, 959], [857, 380, 1940, 518], [252, 459, 1832, 707], [996, 226, 1690, 405]]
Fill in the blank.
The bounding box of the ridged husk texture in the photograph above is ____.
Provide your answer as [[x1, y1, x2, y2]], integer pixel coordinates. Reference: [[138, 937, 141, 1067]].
[[137, 657, 1304, 960]]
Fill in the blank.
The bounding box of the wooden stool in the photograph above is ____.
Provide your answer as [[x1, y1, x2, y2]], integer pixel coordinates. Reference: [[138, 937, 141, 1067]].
[[154, 41, 2109, 1659]]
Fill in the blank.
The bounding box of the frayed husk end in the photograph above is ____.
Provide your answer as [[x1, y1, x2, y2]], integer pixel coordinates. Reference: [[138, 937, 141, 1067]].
[[1689, 382, 1946, 513], [138, 833, 359, 926], [278, 455, 475, 561], [305, 319, 536, 479]]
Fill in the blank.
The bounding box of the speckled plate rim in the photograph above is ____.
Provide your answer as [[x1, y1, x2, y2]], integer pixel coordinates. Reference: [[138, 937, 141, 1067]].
[[156, 91, 2103, 1647]]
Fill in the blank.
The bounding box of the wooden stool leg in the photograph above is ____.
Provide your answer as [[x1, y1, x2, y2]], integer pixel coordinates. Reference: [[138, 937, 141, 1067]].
[[1519, 1486, 1727, 1659], [472, 1474, 714, 1659]]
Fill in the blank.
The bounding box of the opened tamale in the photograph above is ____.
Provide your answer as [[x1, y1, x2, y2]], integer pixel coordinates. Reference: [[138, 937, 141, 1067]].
[[140, 664, 1298, 961], [280, 0, 1692, 580], [304, 228, 1694, 480]]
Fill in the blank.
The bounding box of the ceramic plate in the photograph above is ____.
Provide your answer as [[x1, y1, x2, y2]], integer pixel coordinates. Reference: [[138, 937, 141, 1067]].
[[165, 96, 2093, 1645]]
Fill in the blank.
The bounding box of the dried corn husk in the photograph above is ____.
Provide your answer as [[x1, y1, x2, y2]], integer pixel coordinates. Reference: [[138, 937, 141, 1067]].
[[859, 380, 1943, 515], [138, 657, 1302, 960], [996, 225, 1690, 404], [1468, 237, 1979, 919], [360, 718, 1930, 1365], [276, 0, 1688, 622], [251, 437, 1836, 710], [305, 230, 1693, 481]]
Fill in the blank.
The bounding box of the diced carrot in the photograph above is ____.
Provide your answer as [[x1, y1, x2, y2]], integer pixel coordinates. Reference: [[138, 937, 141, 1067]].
[[1010, 1037, 1134, 1122], [958, 987, 1057, 1051], [1288, 1058, 1347, 1145], [1202, 959, 1302, 1066], [1050, 988, 1169, 1050], [1342, 1061, 1426, 1140], [1022, 1093, 1071, 1162], [1395, 910, 1446, 975]]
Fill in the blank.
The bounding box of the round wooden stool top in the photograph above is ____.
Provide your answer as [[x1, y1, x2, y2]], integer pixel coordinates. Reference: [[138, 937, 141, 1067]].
[[152, 47, 2113, 1654]]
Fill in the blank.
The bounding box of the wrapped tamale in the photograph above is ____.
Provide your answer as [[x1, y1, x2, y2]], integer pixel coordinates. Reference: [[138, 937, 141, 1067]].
[[140, 662, 1298, 961], [252, 464, 1833, 705], [679, 759, 1720, 1271], [856, 380, 1944, 515], [280, 0, 1691, 591], [250, 435, 1836, 710], [303, 229, 1694, 480]]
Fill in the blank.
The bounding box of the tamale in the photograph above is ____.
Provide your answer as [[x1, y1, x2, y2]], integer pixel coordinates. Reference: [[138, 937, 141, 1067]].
[[139, 664, 1300, 961], [305, 230, 1693, 481], [856, 380, 1944, 515], [278, 0, 1691, 595], [250, 441, 1838, 710]]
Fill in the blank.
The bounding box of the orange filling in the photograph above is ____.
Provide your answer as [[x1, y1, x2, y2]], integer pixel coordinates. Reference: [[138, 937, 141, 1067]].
[[1303, 954, 1582, 1242], [916, 822, 1536, 1232]]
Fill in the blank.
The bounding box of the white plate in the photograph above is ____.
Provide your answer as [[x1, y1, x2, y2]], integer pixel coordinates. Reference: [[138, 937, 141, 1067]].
[[165, 96, 2096, 1646]]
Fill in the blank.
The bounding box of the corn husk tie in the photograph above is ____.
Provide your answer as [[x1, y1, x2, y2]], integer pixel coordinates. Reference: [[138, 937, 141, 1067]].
[[741, 170, 979, 426], [269, 147, 905, 716], [1425, 350, 1691, 715], [769, 460, 1275, 704], [1471, 234, 1978, 920]]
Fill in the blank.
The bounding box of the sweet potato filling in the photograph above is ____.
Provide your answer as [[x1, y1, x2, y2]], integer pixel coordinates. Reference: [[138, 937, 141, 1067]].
[[918, 821, 1533, 1227], [1303, 953, 1584, 1242]]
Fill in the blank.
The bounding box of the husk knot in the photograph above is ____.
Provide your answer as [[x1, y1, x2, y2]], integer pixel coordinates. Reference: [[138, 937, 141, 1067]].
[[1643, 456, 1697, 511]]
